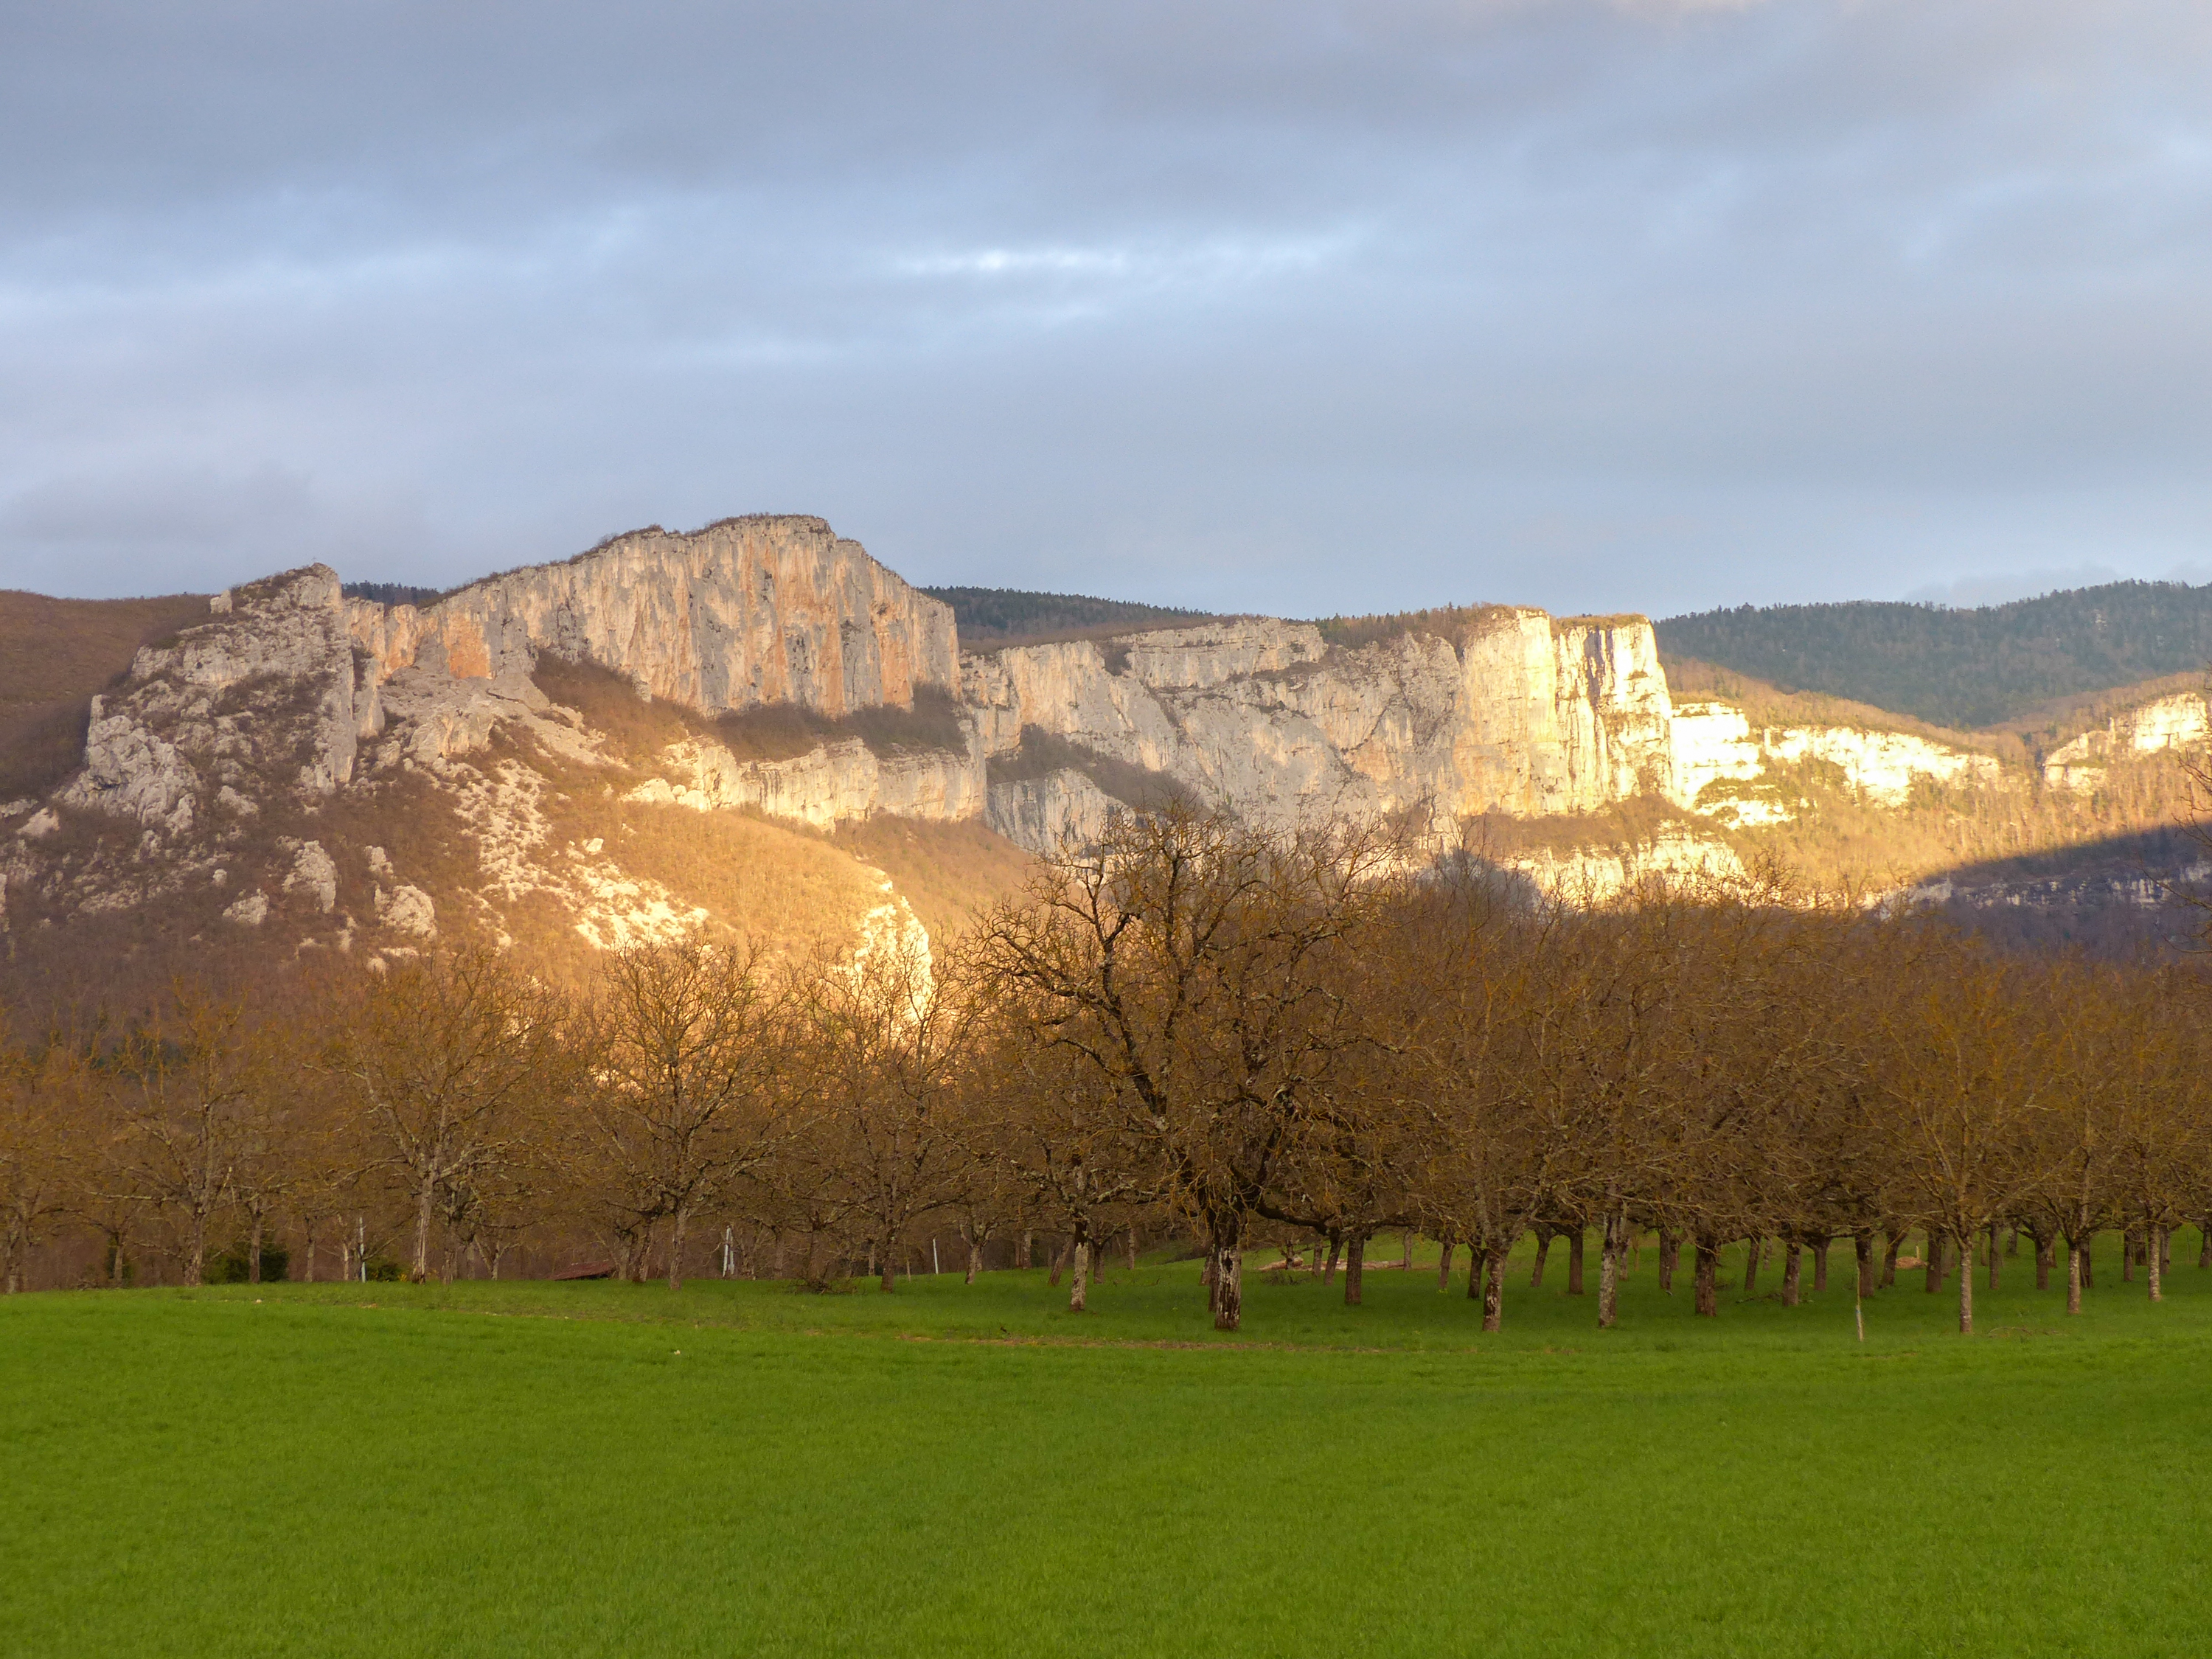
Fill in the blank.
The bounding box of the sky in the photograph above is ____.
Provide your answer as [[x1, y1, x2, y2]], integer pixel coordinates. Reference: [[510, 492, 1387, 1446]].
[[4, 0, 2212, 619]]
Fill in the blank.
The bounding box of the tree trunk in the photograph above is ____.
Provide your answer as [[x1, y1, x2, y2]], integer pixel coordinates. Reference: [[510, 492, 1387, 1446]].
[[1323, 1230, 1341, 1286], [1597, 1208, 1627, 1329], [2159, 1225, 2171, 1276], [880, 1238, 897, 1295], [1924, 1232, 1944, 1294], [1437, 1239, 1455, 1291], [1854, 1230, 1875, 1299], [1743, 1236, 1761, 1295], [1658, 1227, 1680, 1293], [1694, 1235, 1719, 1318], [2035, 1232, 2054, 1291], [1070, 1239, 1091, 1313], [2006, 1225, 2020, 1257], [1986, 1222, 2000, 1292], [1207, 1224, 1243, 1332], [1481, 1242, 1506, 1332], [1812, 1238, 1829, 1294], [1882, 1229, 1901, 1288], [184, 1212, 209, 1288], [411, 1182, 435, 1282], [1468, 1240, 1484, 1300], [2066, 1237, 2083, 1315], [2122, 1228, 2135, 1282], [1402, 1231, 1415, 1270], [1127, 1225, 1138, 1271], [1957, 1229, 1974, 1334], [1017, 1231, 1033, 1270], [1343, 1234, 1366, 1307], [2148, 1225, 2164, 1304], [1529, 1228, 1552, 1289], [667, 1208, 688, 1292], [966, 1237, 982, 1284], [1049, 1238, 1070, 1287], [1566, 1228, 1585, 1296], [248, 1214, 265, 1287], [303, 1220, 317, 1284], [1781, 1240, 1803, 1307], [2082, 1236, 2094, 1290], [2199, 1218, 2211, 1270]]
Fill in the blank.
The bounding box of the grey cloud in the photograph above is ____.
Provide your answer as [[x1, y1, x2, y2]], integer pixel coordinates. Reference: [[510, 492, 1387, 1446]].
[[4, 0, 2211, 615]]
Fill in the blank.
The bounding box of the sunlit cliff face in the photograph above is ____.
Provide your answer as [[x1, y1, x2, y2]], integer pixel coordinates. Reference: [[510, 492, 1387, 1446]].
[[344, 515, 959, 720]]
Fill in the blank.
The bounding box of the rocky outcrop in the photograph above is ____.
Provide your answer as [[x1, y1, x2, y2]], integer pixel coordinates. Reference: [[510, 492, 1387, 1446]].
[[59, 565, 372, 837], [961, 610, 1674, 835], [2043, 692, 2211, 792], [1669, 700, 2001, 826], [623, 731, 986, 830], [368, 664, 607, 771], [1505, 823, 1746, 901], [346, 515, 956, 718], [984, 768, 1116, 852]]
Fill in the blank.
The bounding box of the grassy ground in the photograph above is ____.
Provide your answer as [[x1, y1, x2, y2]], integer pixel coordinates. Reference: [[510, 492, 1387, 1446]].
[[4, 1235, 2208, 1658]]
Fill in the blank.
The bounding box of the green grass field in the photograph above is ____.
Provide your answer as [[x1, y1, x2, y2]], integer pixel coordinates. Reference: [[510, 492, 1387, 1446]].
[[4, 1237, 2208, 1658]]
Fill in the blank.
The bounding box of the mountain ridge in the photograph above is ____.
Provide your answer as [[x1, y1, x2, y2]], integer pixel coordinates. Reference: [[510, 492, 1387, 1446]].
[[6, 527, 2211, 1013], [1656, 580, 2212, 729]]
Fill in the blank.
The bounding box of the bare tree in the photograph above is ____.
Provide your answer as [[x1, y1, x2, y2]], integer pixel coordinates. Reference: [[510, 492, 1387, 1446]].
[[787, 929, 972, 1294], [113, 984, 273, 1287], [0, 1015, 86, 1293], [977, 806, 1396, 1331], [336, 952, 571, 1281], [576, 938, 788, 1290]]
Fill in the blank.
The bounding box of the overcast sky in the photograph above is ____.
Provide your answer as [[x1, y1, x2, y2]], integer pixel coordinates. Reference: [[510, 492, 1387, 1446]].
[[4, 1, 2211, 619]]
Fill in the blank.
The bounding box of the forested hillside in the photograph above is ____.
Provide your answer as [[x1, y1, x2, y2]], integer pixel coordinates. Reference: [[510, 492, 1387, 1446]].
[[1657, 581, 2212, 728], [924, 585, 1211, 645]]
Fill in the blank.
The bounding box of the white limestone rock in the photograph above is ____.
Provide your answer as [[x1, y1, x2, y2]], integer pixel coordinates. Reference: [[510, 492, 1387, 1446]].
[[985, 768, 1114, 852], [223, 890, 270, 926], [369, 665, 605, 770], [960, 608, 1679, 844], [625, 731, 984, 830], [2044, 692, 2211, 793], [283, 840, 339, 914], [375, 883, 437, 938], [345, 515, 956, 719], [57, 565, 372, 838]]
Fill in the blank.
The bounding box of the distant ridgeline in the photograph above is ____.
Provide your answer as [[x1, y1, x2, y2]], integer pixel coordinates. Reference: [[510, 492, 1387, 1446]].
[[924, 585, 1212, 645], [1658, 581, 2212, 730]]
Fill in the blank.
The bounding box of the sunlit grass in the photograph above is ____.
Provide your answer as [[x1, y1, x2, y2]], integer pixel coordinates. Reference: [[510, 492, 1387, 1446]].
[[4, 1233, 2205, 1657]]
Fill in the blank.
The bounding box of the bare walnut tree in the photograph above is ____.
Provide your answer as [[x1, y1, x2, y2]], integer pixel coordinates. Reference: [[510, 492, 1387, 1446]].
[[978, 805, 1396, 1332], [574, 937, 789, 1290], [336, 951, 573, 1282]]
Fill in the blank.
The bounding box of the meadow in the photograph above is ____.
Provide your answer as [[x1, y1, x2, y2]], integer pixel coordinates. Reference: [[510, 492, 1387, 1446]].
[[4, 1237, 2208, 1658]]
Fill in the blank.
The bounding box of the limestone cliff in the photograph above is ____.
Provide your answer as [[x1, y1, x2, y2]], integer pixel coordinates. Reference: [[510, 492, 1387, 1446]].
[[29, 512, 2153, 990], [58, 564, 372, 838], [2043, 692, 2211, 792], [346, 515, 956, 718], [961, 609, 1674, 833], [1668, 700, 2001, 827], [622, 732, 987, 832]]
